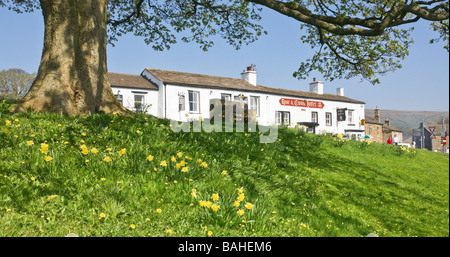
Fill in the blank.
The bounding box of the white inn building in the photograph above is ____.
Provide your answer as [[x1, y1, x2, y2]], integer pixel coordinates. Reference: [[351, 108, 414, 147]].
[[108, 66, 366, 138]]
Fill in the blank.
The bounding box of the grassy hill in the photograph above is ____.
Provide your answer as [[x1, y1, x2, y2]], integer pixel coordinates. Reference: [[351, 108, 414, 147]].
[[366, 109, 449, 139], [1, 101, 448, 237]]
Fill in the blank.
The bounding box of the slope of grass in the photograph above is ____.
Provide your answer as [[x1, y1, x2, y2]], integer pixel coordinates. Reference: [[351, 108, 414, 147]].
[[0, 102, 448, 237]]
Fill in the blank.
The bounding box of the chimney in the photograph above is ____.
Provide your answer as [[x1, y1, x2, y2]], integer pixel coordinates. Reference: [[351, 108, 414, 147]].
[[241, 65, 257, 86], [309, 78, 324, 95], [385, 118, 390, 126], [374, 107, 380, 123], [336, 87, 344, 96]]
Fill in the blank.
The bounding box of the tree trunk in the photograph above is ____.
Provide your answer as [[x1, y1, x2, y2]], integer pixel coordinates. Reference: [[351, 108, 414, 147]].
[[14, 0, 128, 115]]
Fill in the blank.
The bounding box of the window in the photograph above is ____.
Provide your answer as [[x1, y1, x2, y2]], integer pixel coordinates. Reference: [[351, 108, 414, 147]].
[[221, 94, 231, 101], [276, 111, 283, 125], [326, 112, 332, 126], [134, 95, 145, 113], [276, 111, 290, 125], [179, 95, 185, 111], [348, 110, 354, 124], [249, 96, 260, 116], [114, 94, 123, 104], [311, 111, 318, 123], [377, 126, 380, 136], [189, 90, 200, 113], [283, 112, 290, 125], [234, 95, 248, 109]]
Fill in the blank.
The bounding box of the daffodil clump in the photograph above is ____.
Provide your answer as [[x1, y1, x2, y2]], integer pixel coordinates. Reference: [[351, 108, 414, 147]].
[[0, 101, 447, 237]]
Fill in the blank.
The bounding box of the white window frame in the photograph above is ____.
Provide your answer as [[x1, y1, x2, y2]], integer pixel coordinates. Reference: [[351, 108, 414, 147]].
[[276, 111, 290, 125], [188, 90, 200, 113], [311, 111, 318, 123], [348, 110, 354, 124], [276, 111, 283, 125], [283, 112, 290, 125], [179, 95, 185, 111], [249, 96, 260, 116], [115, 94, 123, 104], [326, 112, 332, 126], [134, 94, 145, 113], [221, 93, 231, 101]]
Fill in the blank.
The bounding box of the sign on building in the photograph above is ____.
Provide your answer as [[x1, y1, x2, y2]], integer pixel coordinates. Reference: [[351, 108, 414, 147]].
[[279, 98, 324, 109]]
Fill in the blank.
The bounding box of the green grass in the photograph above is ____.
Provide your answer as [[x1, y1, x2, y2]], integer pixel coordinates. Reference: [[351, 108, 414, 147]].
[[0, 101, 448, 237]]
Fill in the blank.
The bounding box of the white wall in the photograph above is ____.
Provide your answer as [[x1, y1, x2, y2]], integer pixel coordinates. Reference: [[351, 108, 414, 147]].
[[136, 69, 365, 137], [111, 86, 159, 117], [162, 83, 365, 136]]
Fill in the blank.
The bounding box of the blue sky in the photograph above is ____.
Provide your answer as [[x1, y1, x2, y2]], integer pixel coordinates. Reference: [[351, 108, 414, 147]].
[[0, 6, 448, 111]]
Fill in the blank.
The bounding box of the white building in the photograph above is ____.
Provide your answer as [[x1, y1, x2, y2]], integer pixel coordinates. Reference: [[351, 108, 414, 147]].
[[109, 66, 366, 138]]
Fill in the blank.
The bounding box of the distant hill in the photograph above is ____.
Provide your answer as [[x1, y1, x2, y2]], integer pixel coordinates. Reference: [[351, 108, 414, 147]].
[[366, 109, 449, 139]]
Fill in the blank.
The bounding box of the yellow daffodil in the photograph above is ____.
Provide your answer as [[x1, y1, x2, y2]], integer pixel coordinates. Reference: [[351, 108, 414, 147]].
[[147, 155, 154, 161], [40, 143, 49, 154], [211, 204, 220, 212], [104, 156, 112, 162], [221, 170, 227, 175], [5, 120, 11, 126], [177, 152, 183, 158], [81, 149, 89, 155], [207, 231, 213, 236], [237, 209, 245, 216], [238, 193, 245, 202], [99, 213, 106, 219], [27, 141, 34, 146], [44, 156, 53, 162], [91, 148, 98, 154], [201, 162, 208, 168], [156, 209, 162, 213], [245, 203, 254, 210], [182, 167, 188, 173], [118, 148, 126, 156], [211, 193, 219, 201], [130, 224, 136, 229], [234, 201, 240, 207], [160, 160, 167, 167]]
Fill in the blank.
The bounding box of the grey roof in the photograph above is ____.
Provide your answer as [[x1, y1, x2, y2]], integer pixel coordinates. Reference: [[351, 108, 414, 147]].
[[145, 68, 365, 104], [109, 72, 158, 90]]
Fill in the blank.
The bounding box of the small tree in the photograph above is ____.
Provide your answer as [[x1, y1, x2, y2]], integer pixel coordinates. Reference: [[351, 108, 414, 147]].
[[0, 68, 36, 100]]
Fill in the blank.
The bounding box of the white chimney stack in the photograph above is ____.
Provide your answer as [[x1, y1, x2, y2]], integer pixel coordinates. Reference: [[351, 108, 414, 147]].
[[241, 65, 257, 86], [336, 87, 344, 96], [309, 78, 324, 95]]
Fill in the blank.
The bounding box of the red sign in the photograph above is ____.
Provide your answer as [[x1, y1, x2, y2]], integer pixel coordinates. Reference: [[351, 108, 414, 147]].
[[429, 126, 436, 139], [279, 98, 324, 109]]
